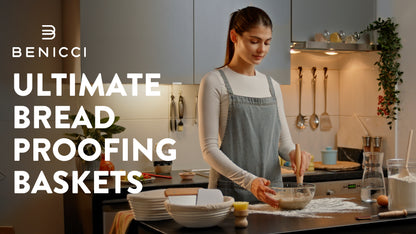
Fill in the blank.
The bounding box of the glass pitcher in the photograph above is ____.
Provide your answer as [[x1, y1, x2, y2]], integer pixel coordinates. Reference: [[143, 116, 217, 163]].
[[361, 152, 386, 202]]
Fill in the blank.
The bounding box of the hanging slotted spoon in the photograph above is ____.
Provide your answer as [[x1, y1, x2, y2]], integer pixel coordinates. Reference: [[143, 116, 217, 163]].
[[296, 67, 307, 129], [320, 67, 332, 130]]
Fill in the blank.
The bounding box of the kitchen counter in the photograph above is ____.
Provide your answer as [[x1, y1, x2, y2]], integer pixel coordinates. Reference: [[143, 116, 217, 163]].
[[284, 168, 365, 183], [127, 194, 416, 234], [64, 170, 209, 234], [63, 169, 368, 234]]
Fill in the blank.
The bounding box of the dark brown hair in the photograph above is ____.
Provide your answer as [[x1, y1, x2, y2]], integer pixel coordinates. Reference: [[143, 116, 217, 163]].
[[220, 6, 272, 68]]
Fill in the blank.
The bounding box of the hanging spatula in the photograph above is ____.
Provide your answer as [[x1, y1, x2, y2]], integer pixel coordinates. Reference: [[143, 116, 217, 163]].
[[320, 67, 332, 131]]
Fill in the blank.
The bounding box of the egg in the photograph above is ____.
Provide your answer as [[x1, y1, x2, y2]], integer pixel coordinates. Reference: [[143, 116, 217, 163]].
[[377, 195, 389, 207]]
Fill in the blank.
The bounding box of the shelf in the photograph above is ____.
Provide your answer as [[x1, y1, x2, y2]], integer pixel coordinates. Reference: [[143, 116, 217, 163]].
[[291, 41, 378, 53]]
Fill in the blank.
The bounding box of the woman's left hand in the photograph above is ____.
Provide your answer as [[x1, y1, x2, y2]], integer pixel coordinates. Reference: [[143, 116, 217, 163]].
[[250, 177, 280, 208], [288, 150, 311, 176]]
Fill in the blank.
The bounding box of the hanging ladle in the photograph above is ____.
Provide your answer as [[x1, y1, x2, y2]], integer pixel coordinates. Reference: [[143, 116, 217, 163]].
[[310, 67, 319, 130]]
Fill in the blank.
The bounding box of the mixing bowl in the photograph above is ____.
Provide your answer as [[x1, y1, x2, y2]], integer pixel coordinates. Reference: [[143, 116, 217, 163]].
[[270, 183, 315, 210]]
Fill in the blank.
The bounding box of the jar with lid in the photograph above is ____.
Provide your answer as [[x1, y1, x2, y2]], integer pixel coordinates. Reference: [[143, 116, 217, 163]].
[[387, 159, 416, 211]]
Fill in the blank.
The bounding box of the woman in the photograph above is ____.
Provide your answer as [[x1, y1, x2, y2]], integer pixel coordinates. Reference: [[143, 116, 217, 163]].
[[198, 6, 311, 208]]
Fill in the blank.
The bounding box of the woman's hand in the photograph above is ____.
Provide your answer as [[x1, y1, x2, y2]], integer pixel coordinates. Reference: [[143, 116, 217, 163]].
[[289, 150, 311, 176], [250, 177, 279, 208]]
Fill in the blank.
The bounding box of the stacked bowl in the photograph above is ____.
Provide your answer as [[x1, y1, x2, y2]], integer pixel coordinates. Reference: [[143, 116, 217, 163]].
[[127, 189, 171, 221], [164, 196, 234, 228]]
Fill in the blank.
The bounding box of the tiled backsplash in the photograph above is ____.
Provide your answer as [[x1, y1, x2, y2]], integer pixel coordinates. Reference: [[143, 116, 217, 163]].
[[290, 52, 394, 164], [75, 84, 208, 172], [282, 63, 340, 162]]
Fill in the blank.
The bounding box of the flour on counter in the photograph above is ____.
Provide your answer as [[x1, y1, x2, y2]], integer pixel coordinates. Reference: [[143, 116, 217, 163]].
[[248, 198, 366, 218]]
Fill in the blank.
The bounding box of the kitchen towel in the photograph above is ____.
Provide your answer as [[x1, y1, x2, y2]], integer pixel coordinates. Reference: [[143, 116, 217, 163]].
[[109, 210, 134, 234]]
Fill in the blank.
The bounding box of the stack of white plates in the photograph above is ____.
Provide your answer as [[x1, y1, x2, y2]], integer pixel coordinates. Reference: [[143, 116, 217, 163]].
[[127, 189, 171, 221]]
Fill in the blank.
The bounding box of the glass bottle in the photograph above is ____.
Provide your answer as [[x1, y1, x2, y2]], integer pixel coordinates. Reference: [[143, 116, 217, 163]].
[[362, 136, 372, 153], [361, 152, 386, 202], [373, 136, 382, 152], [362, 136, 372, 169]]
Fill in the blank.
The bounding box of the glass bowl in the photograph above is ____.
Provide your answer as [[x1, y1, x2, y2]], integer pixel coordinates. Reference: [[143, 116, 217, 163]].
[[270, 182, 315, 210]]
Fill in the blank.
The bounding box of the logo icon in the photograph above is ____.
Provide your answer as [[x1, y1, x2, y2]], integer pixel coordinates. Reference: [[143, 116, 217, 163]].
[[42, 25, 55, 40]]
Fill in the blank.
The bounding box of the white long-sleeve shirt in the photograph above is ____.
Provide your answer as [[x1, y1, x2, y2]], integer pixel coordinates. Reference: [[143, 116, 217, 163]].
[[198, 66, 295, 192]]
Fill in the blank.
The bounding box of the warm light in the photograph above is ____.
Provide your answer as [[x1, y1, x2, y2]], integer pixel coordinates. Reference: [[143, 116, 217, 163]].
[[325, 51, 338, 55], [290, 49, 301, 54]]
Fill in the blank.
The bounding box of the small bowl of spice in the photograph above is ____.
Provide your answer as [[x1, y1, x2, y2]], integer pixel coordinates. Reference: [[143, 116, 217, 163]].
[[179, 172, 196, 180]]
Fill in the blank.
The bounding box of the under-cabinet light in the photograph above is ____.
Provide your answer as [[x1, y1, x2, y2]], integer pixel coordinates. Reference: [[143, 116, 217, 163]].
[[290, 49, 301, 54], [325, 51, 338, 55]]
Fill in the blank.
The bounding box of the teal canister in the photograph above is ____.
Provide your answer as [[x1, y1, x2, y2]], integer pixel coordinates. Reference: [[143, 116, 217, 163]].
[[321, 147, 337, 165]]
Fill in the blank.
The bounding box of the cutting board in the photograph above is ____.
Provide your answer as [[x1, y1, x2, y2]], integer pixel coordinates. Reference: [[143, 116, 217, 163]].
[[314, 161, 361, 171]]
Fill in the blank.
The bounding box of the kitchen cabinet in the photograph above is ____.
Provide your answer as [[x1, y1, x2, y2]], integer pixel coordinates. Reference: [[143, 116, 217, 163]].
[[194, 0, 291, 85], [291, 0, 376, 42], [80, 0, 194, 84], [80, 0, 291, 85]]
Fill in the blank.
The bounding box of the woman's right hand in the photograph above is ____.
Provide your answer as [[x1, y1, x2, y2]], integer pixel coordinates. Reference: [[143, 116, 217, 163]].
[[250, 177, 280, 208]]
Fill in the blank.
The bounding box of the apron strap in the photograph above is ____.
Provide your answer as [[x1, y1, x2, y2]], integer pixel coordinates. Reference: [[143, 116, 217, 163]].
[[218, 69, 234, 95], [266, 75, 276, 98], [220, 69, 275, 98]]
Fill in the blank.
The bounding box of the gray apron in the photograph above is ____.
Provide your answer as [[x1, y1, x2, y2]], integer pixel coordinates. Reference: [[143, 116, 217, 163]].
[[217, 69, 282, 203]]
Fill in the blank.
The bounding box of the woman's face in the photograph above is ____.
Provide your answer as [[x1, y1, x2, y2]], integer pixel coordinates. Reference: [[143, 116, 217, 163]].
[[232, 25, 272, 66]]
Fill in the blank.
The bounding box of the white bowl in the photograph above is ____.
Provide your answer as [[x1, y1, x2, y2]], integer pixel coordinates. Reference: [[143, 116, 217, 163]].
[[164, 196, 234, 228]]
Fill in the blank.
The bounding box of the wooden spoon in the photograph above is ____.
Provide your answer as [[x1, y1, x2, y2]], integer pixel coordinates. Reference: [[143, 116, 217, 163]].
[[399, 129, 413, 178], [295, 144, 304, 185]]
